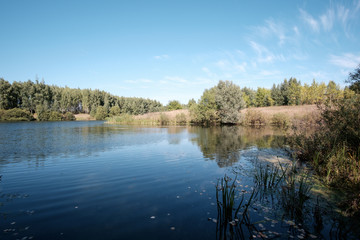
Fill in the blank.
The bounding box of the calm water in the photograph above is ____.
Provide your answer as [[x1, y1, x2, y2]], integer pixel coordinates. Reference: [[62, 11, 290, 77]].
[[0, 121, 358, 239]]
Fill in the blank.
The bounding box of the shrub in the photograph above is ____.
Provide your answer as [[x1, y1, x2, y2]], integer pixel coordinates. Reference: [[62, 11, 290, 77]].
[[175, 113, 187, 125], [109, 105, 121, 116], [0, 108, 34, 121], [242, 109, 266, 126], [271, 113, 289, 127], [107, 114, 134, 124], [95, 106, 108, 120], [159, 113, 170, 125], [63, 112, 76, 121], [48, 111, 63, 121]]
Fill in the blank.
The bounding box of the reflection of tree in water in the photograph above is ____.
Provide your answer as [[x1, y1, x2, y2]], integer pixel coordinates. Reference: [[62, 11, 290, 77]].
[[189, 126, 287, 167]]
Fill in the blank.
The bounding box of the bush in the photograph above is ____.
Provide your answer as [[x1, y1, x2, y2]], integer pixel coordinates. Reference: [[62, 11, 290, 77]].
[[175, 113, 187, 125], [0, 108, 34, 121], [271, 113, 289, 127], [159, 113, 170, 125], [109, 105, 121, 116], [48, 111, 63, 121], [63, 112, 76, 121], [242, 109, 266, 126], [107, 114, 134, 124], [95, 106, 108, 120], [288, 95, 360, 214]]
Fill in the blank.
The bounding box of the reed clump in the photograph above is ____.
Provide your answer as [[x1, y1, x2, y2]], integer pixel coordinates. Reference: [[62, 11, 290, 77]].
[[288, 95, 360, 215]]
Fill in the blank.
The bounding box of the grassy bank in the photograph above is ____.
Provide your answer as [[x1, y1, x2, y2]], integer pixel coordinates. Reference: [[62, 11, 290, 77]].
[[288, 96, 360, 216], [106, 105, 319, 127], [106, 109, 190, 125]]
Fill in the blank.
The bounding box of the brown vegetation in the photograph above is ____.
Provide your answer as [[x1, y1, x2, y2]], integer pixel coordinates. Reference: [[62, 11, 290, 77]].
[[74, 113, 96, 121]]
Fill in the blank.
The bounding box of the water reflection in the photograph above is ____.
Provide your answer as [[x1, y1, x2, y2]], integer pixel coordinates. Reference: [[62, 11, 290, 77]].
[[0, 122, 168, 163], [189, 126, 287, 167]]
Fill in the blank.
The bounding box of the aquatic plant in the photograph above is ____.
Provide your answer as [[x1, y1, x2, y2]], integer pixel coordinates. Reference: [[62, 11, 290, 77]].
[[279, 163, 312, 222], [215, 175, 257, 240], [254, 163, 286, 191]]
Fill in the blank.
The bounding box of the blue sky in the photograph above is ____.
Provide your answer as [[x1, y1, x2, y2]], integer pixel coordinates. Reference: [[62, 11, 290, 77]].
[[1, 0, 360, 104]]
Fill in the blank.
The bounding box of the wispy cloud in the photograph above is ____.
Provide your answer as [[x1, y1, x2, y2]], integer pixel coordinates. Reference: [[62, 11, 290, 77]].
[[153, 54, 169, 60], [329, 53, 360, 69], [320, 9, 335, 31], [299, 9, 320, 32], [249, 41, 285, 63], [251, 19, 286, 45]]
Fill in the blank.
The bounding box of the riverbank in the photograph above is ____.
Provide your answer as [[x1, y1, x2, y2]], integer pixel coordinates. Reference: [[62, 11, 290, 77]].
[[106, 104, 319, 126]]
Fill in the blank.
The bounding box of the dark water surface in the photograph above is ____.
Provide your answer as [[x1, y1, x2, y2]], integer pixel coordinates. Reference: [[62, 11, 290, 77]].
[[0, 122, 358, 239]]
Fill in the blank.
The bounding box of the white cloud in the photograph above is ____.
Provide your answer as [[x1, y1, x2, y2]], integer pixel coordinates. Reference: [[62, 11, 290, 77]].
[[154, 54, 169, 60], [299, 9, 319, 32], [293, 26, 300, 36], [252, 19, 286, 45], [329, 53, 360, 69], [249, 41, 285, 63], [337, 5, 349, 25], [320, 9, 335, 31]]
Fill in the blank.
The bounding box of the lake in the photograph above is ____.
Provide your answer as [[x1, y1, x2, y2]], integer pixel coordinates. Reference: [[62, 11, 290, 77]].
[[0, 121, 358, 239]]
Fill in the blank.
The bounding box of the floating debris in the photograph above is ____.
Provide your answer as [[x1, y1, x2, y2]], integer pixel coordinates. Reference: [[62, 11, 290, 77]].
[[150, 216, 156, 219], [170, 227, 175, 231]]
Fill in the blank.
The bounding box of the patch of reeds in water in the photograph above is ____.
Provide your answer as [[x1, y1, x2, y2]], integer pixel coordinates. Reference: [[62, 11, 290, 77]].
[[215, 175, 257, 240]]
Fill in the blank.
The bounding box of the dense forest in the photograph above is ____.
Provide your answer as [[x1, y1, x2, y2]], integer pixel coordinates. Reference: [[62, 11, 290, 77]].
[[0, 78, 163, 120], [0, 75, 356, 122]]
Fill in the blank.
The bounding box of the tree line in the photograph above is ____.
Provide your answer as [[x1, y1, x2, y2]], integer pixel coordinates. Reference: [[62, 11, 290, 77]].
[[187, 77, 355, 125], [0, 78, 163, 120]]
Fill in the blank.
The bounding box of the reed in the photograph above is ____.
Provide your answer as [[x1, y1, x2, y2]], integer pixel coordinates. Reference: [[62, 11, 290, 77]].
[[215, 175, 257, 240]]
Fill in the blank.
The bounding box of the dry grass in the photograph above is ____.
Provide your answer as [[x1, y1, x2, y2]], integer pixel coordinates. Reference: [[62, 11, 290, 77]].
[[74, 113, 95, 121], [134, 109, 190, 122], [240, 105, 320, 126]]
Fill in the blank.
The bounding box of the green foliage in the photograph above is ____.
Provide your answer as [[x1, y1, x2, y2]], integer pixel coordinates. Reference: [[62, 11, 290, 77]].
[[271, 113, 290, 127], [347, 64, 360, 93], [63, 112, 75, 121], [271, 84, 283, 106], [107, 114, 135, 124], [242, 109, 266, 126], [167, 100, 182, 111], [0, 78, 164, 120], [191, 87, 218, 125], [241, 87, 256, 107], [159, 113, 170, 125], [109, 105, 121, 116], [48, 111, 63, 121], [215, 80, 245, 124], [187, 98, 196, 109], [0, 108, 34, 121], [289, 94, 360, 192], [191, 80, 245, 125], [95, 106, 108, 120], [175, 113, 187, 125], [256, 87, 273, 107]]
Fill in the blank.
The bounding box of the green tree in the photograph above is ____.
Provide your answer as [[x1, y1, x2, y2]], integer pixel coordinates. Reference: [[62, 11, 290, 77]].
[[167, 100, 182, 111], [109, 105, 121, 116], [241, 87, 256, 107], [271, 84, 283, 106], [191, 87, 218, 125], [347, 64, 360, 93], [288, 77, 301, 105], [256, 87, 273, 107], [215, 80, 245, 124], [95, 106, 108, 120]]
